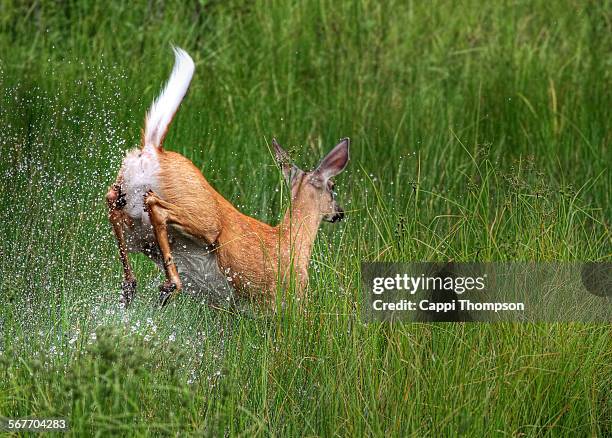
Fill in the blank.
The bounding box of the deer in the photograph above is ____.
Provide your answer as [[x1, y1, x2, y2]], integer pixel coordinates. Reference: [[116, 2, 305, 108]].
[[105, 47, 350, 308]]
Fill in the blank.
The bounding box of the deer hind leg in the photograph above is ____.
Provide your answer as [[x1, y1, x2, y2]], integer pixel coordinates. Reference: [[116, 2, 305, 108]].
[[143, 190, 183, 306], [106, 183, 137, 306]]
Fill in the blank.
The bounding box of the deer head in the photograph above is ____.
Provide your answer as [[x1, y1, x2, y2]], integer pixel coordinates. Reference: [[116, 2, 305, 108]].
[[272, 138, 350, 223]]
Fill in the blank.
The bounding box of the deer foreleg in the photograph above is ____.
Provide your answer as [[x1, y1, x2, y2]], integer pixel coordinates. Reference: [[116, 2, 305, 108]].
[[106, 183, 137, 306]]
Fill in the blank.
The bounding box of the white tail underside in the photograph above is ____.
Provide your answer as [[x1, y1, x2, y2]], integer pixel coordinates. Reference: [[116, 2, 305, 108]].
[[143, 47, 195, 151]]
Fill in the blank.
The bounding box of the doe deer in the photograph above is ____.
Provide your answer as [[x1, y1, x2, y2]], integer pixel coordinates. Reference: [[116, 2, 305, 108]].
[[106, 48, 349, 307]]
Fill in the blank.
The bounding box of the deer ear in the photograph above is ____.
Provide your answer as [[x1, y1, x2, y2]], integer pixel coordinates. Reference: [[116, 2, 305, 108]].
[[272, 138, 301, 183], [315, 138, 350, 181]]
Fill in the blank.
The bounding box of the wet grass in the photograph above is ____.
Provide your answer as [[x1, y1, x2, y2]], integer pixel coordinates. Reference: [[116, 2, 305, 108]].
[[0, 0, 610, 436]]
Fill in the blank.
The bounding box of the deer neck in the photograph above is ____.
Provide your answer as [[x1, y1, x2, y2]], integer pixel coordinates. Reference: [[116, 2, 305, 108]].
[[278, 194, 322, 269]]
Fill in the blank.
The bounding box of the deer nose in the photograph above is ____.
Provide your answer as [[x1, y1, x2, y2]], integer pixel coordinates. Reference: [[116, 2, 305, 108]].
[[331, 208, 345, 223]]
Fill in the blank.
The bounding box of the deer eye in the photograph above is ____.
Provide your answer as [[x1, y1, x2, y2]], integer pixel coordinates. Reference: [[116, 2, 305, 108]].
[[327, 182, 337, 198]]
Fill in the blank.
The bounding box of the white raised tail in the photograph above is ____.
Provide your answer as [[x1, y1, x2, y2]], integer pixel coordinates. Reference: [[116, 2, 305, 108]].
[[143, 47, 195, 152]]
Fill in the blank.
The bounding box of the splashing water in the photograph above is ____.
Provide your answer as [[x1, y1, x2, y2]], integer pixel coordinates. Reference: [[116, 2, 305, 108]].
[[0, 58, 239, 386]]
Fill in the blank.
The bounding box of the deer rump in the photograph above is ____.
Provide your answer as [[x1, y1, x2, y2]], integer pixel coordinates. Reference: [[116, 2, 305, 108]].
[[118, 147, 235, 307]]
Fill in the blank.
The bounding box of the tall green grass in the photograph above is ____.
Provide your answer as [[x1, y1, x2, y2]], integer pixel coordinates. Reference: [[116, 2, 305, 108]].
[[0, 0, 610, 435]]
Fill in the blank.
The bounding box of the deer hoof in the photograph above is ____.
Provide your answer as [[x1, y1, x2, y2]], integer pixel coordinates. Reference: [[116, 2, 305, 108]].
[[158, 281, 179, 307], [120, 279, 137, 307]]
